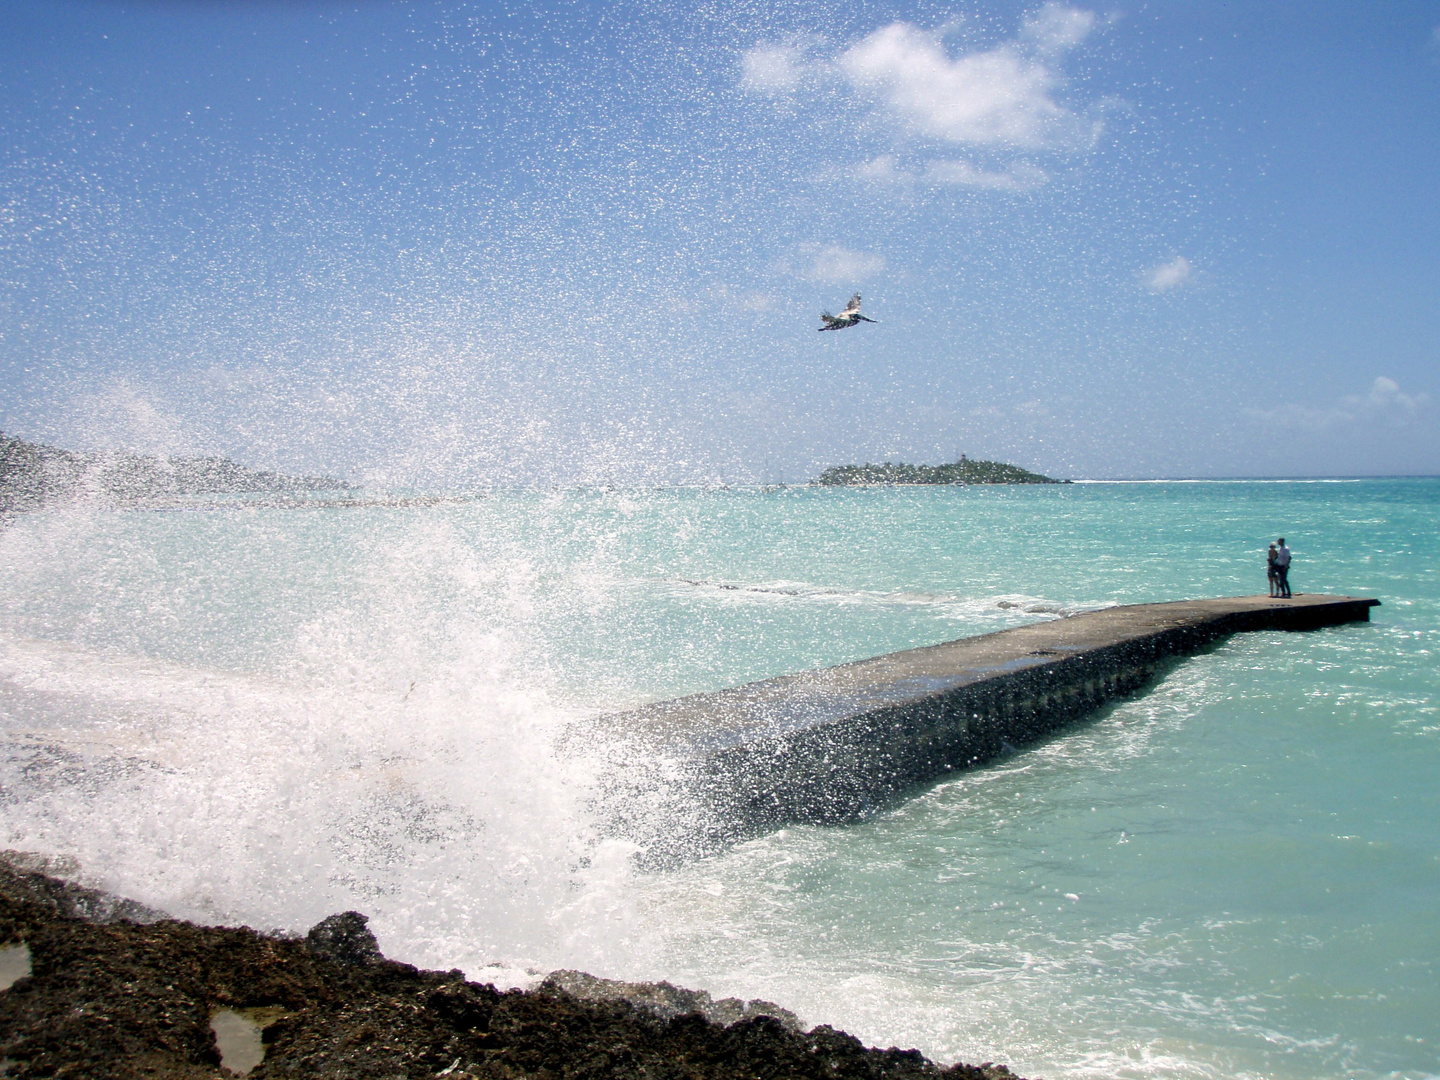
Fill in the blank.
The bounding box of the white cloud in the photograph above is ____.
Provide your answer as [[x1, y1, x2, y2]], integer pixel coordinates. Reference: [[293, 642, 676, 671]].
[[740, 5, 1098, 149], [850, 155, 1047, 192], [924, 158, 1049, 191], [740, 42, 808, 93], [1145, 255, 1193, 292], [1247, 376, 1431, 431], [800, 244, 886, 284], [838, 15, 1096, 150], [1021, 3, 1099, 55], [740, 6, 1099, 197], [852, 154, 913, 185], [1353, 375, 1428, 418], [737, 290, 779, 312]]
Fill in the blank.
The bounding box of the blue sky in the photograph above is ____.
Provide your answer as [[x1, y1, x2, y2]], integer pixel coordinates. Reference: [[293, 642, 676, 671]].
[[2, 0, 1437, 482]]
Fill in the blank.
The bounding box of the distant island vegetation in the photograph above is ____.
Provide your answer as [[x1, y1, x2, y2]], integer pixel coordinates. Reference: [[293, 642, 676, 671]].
[[1, 431, 350, 513], [814, 455, 1066, 486]]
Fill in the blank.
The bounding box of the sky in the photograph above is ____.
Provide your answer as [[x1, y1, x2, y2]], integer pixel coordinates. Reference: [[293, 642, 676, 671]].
[[2, 0, 1438, 483]]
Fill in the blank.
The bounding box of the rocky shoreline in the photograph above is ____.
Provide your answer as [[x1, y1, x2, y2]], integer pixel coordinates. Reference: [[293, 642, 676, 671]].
[[0, 856, 1026, 1080]]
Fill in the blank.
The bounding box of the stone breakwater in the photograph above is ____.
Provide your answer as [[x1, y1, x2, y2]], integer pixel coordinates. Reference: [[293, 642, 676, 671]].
[[0, 856, 1024, 1080], [593, 594, 1379, 859]]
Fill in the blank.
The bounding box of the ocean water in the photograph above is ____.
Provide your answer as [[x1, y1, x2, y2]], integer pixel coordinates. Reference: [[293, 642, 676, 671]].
[[1, 478, 1436, 1080]]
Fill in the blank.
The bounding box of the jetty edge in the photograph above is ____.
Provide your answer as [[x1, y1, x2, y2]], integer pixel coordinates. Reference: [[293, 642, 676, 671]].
[[592, 594, 1379, 858]]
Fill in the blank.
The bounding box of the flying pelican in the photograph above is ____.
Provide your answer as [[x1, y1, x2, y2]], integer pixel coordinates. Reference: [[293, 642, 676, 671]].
[[818, 293, 877, 331]]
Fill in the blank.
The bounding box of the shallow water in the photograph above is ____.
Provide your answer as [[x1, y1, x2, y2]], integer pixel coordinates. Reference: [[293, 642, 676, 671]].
[[1, 479, 1436, 1079]]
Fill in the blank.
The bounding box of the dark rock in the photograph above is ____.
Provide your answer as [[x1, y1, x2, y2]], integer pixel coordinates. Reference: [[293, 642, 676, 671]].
[[0, 860, 1036, 1079], [545, 968, 802, 1031], [305, 911, 384, 965], [0, 850, 169, 925]]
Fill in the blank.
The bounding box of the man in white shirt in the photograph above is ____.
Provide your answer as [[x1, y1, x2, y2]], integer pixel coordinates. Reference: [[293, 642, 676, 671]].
[[1274, 537, 1292, 598]]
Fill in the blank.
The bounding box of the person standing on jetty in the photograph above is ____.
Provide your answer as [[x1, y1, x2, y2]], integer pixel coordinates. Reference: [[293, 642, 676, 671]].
[[1274, 537, 1293, 598], [1267, 543, 1280, 597]]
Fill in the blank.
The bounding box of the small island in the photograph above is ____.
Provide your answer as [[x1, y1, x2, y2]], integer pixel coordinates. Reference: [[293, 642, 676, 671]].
[[814, 456, 1066, 486], [1, 432, 350, 513]]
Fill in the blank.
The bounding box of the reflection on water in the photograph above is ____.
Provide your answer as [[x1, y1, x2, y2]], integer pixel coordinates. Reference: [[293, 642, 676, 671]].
[[0, 943, 32, 991], [211, 1007, 285, 1076]]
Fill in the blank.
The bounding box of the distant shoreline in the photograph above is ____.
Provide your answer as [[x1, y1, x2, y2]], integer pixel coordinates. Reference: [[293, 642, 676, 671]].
[[4, 432, 1433, 511], [1, 432, 350, 514]]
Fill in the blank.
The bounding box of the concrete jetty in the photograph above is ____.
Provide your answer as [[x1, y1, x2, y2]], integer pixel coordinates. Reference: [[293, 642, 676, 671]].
[[598, 594, 1378, 857]]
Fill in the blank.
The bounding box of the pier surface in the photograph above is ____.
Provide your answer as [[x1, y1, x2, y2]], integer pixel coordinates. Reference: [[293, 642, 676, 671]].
[[601, 594, 1378, 855]]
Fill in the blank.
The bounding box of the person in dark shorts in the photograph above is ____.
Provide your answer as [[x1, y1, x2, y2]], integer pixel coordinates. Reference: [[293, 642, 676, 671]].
[[1267, 543, 1279, 597], [1274, 537, 1292, 598]]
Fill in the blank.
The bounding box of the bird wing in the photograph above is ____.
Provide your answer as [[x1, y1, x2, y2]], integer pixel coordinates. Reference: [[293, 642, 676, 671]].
[[820, 311, 840, 325], [841, 293, 862, 315]]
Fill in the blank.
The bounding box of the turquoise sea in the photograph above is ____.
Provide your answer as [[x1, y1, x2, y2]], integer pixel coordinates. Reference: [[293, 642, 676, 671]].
[[1, 478, 1436, 1079]]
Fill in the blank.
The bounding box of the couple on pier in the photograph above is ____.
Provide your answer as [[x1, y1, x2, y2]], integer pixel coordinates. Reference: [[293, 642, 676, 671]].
[[1267, 538, 1293, 598]]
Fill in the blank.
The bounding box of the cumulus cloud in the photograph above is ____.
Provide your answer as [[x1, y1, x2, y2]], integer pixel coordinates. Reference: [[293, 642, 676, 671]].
[[852, 154, 912, 185], [1021, 3, 1099, 54], [1351, 376, 1428, 418], [851, 154, 1048, 192], [1144, 255, 1193, 292], [740, 42, 808, 92], [924, 158, 1049, 191], [800, 244, 886, 284], [741, 4, 1101, 193], [838, 13, 1095, 149], [1247, 376, 1432, 431]]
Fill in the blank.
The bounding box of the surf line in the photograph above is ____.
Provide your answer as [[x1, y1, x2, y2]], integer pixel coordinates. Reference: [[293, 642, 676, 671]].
[[587, 594, 1379, 861]]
